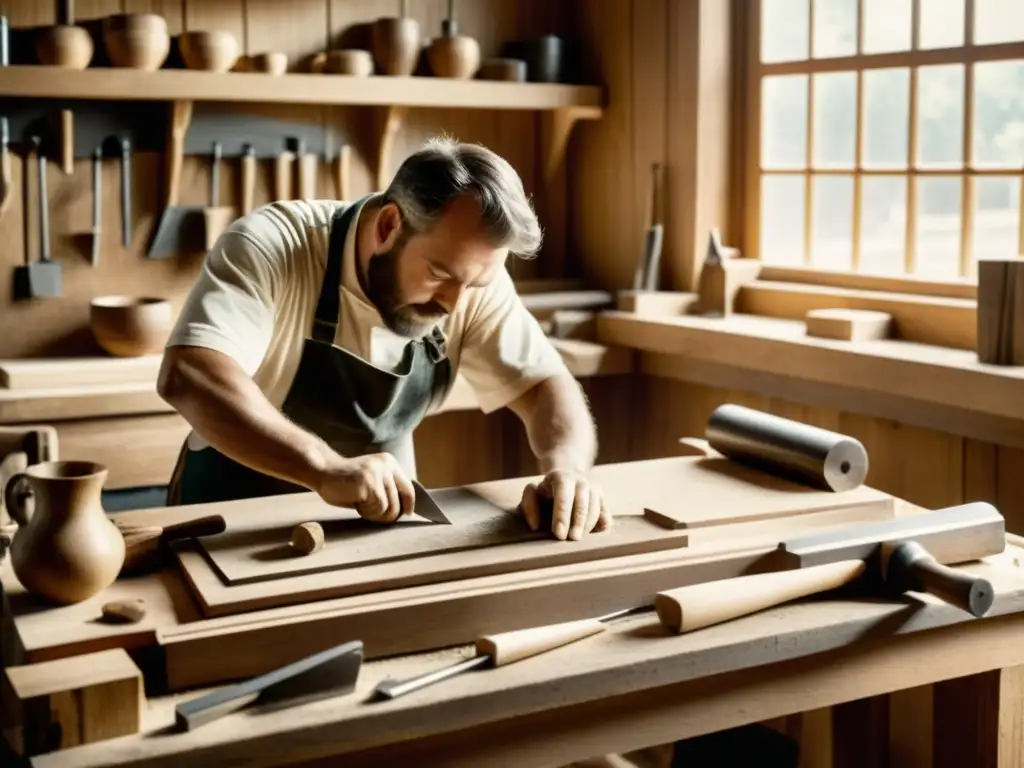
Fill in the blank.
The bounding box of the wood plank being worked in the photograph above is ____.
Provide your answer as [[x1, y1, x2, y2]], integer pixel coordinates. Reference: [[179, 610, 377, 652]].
[[29, 547, 1024, 768], [175, 458, 893, 617]]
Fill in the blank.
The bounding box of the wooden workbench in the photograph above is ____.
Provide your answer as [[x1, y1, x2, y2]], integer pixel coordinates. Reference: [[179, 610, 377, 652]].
[[2, 459, 1023, 767]]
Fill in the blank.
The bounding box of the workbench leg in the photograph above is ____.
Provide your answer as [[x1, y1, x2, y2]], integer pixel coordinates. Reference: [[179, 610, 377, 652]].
[[831, 695, 890, 768], [933, 665, 1024, 768]]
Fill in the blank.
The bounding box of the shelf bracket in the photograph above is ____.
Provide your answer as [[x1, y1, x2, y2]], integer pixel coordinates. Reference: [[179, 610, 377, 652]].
[[373, 105, 409, 191], [540, 106, 601, 186]]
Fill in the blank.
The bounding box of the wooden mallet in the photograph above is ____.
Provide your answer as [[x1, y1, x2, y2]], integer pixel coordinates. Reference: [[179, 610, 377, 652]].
[[115, 514, 226, 576]]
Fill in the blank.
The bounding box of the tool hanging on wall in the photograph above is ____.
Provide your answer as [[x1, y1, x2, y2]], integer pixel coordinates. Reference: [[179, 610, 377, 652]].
[[91, 146, 101, 266], [333, 143, 351, 200], [19, 135, 61, 298], [239, 143, 255, 215], [295, 137, 317, 199], [203, 140, 234, 250], [632, 162, 663, 292], [274, 143, 295, 201], [119, 136, 131, 247], [0, 116, 10, 217], [148, 100, 203, 259]]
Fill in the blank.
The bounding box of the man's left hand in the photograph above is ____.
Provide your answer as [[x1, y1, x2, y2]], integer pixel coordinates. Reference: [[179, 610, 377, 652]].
[[518, 469, 612, 541]]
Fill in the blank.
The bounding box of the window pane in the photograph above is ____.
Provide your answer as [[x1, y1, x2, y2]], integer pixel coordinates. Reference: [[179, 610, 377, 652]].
[[810, 175, 854, 269], [975, 0, 1024, 45], [813, 0, 858, 58], [919, 0, 965, 49], [974, 177, 1022, 264], [917, 64, 965, 167], [761, 175, 807, 264], [915, 176, 962, 278], [863, 0, 912, 53], [762, 75, 809, 169], [762, 0, 810, 62], [860, 176, 909, 275], [973, 60, 1024, 168], [864, 68, 910, 168], [813, 72, 857, 168]]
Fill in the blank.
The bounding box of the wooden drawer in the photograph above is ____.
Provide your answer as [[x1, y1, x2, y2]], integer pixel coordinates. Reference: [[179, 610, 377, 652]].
[[55, 413, 191, 490]]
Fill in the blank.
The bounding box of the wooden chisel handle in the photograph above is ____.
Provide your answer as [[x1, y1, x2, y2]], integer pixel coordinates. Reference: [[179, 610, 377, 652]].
[[165, 100, 192, 207], [274, 151, 294, 201], [655, 560, 867, 634], [475, 618, 608, 666], [160, 514, 226, 542], [334, 145, 351, 200], [297, 152, 317, 199]]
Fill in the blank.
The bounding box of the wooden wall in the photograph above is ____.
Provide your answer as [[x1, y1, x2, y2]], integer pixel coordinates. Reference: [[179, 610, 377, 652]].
[[0, 0, 571, 359]]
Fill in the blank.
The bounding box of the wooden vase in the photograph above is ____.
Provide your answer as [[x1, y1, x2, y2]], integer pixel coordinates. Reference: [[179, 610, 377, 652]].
[[426, 19, 480, 79], [4, 461, 125, 605], [371, 16, 420, 76]]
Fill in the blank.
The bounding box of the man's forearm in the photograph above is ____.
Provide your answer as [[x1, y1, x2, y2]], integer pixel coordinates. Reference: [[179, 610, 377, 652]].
[[157, 347, 340, 490], [510, 372, 598, 474]]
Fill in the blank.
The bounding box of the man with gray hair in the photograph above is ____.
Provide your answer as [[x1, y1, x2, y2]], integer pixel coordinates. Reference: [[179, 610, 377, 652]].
[[158, 137, 610, 542]]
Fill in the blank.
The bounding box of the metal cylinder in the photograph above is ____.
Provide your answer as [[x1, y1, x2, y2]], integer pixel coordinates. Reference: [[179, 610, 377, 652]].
[[705, 403, 869, 492], [0, 16, 9, 67]]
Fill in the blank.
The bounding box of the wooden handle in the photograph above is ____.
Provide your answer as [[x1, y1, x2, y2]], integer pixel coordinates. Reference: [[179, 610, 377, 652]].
[[2, 472, 30, 527], [655, 560, 867, 634], [165, 100, 193, 207], [274, 152, 294, 201], [883, 540, 995, 617], [240, 153, 255, 214], [161, 514, 226, 542], [334, 145, 351, 200], [60, 110, 74, 175], [475, 618, 607, 666], [297, 153, 317, 199], [0, 144, 10, 216]]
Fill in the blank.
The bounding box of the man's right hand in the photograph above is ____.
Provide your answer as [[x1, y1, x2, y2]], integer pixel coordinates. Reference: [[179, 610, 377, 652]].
[[315, 453, 416, 524]]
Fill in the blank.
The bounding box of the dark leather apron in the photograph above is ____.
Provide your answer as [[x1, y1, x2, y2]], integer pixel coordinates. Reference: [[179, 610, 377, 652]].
[[166, 195, 454, 506]]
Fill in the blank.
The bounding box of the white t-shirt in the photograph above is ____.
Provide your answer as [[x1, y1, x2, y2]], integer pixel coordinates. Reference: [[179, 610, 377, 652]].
[[167, 196, 567, 450]]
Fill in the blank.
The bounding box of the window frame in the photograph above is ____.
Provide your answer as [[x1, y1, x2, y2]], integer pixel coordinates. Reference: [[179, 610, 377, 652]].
[[740, 0, 1024, 298]]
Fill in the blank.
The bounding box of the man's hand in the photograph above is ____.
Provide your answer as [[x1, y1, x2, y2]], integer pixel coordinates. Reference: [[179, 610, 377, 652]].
[[315, 453, 416, 524], [518, 469, 612, 541]]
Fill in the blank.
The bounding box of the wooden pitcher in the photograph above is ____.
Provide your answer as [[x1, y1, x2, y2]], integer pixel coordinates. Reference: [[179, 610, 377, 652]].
[[3, 460, 125, 604]]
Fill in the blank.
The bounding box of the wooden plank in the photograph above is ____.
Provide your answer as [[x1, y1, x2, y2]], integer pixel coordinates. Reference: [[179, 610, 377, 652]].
[[28, 549, 1024, 768], [0, 67, 604, 110], [0, 356, 162, 390]]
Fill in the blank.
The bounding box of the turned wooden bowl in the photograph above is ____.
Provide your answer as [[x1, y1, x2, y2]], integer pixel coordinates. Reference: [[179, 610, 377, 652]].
[[325, 49, 373, 76], [371, 16, 421, 76], [179, 30, 240, 73], [102, 13, 170, 70], [36, 25, 94, 69], [90, 296, 173, 358], [249, 51, 288, 75], [426, 35, 481, 79]]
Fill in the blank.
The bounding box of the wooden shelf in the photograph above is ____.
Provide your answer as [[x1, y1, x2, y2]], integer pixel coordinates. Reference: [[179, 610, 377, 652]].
[[0, 66, 604, 111], [0, 65, 603, 201]]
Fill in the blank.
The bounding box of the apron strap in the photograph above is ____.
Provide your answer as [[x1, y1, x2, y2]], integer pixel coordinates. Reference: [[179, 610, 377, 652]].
[[312, 195, 375, 343]]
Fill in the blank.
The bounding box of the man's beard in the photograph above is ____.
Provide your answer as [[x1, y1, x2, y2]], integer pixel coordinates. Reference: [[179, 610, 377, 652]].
[[365, 246, 448, 338]]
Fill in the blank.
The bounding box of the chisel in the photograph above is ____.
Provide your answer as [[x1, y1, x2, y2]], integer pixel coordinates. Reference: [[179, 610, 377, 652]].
[[372, 606, 650, 701]]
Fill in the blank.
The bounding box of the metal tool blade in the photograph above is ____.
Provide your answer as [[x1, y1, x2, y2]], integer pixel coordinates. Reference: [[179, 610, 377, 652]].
[[372, 654, 490, 701], [413, 481, 452, 525], [91, 146, 101, 266], [175, 639, 364, 731]]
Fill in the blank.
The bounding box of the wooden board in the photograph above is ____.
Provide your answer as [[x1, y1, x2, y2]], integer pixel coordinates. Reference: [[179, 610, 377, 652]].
[[198, 487, 549, 586], [0, 356, 162, 390], [172, 457, 896, 618], [635, 456, 893, 529]]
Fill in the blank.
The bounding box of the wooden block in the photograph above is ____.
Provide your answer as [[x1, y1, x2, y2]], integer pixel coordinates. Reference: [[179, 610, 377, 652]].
[[695, 257, 762, 318], [3, 648, 142, 756], [977, 257, 1024, 365], [804, 309, 893, 342]]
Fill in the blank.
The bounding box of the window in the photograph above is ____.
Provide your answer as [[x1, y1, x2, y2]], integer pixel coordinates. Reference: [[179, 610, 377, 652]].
[[744, 0, 1024, 283]]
